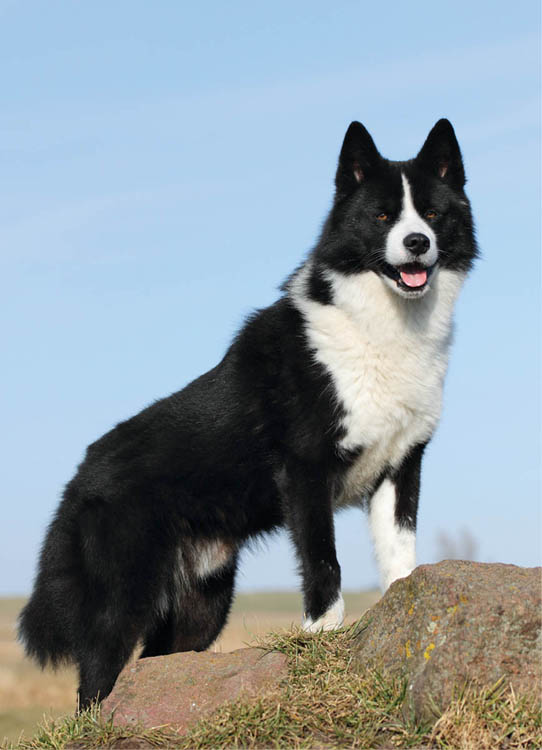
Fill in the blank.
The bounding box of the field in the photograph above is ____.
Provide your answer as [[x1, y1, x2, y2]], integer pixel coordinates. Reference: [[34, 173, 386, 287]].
[[0, 590, 379, 745]]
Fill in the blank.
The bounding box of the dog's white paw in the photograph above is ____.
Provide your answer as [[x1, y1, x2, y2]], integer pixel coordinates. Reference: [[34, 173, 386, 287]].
[[303, 593, 345, 632]]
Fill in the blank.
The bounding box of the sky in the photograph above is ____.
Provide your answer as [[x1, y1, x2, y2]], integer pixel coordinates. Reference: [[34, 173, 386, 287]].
[[1, 0, 540, 596]]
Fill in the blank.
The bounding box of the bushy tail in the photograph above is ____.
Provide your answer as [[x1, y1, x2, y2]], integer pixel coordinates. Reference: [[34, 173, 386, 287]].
[[18, 513, 79, 668], [18, 589, 72, 668]]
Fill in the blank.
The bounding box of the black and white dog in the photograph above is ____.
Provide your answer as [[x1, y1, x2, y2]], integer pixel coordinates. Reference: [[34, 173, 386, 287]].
[[19, 119, 477, 707]]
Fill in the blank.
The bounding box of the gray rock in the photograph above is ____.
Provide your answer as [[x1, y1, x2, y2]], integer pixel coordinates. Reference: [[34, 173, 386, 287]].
[[351, 560, 542, 721], [101, 647, 288, 734]]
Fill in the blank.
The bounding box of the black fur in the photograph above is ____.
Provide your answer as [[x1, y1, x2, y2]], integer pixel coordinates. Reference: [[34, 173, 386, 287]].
[[19, 119, 477, 708]]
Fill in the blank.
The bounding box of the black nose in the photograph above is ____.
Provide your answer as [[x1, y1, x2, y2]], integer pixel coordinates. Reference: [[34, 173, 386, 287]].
[[403, 232, 430, 255]]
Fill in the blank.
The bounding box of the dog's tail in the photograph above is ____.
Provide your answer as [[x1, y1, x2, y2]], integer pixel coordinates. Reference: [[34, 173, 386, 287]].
[[18, 508, 79, 668]]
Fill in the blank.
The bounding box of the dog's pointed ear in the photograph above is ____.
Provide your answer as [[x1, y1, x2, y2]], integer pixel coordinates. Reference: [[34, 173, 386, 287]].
[[416, 119, 466, 189], [335, 121, 382, 197]]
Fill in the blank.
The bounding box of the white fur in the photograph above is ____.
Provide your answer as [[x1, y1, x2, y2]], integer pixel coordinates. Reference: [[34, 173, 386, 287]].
[[157, 540, 233, 616], [303, 593, 345, 632], [291, 264, 465, 502], [290, 256, 464, 594], [385, 174, 438, 268], [156, 546, 190, 618], [194, 539, 233, 579], [289, 182, 465, 606], [369, 478, 416, 591]]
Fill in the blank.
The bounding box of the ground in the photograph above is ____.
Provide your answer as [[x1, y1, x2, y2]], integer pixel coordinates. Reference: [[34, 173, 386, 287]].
[[0, 590, 379, 745]]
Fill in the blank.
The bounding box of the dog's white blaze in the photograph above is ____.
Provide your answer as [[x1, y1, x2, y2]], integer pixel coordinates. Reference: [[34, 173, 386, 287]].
[[194, 539, 232, 579], [369, 478, 416, 591], [291, 265, 465, 498], [303, 593, 345, 632], [385, 174, 438, 268]]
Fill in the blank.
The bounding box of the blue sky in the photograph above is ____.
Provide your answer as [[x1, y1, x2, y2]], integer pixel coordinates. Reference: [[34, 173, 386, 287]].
[[1, 1, 540, 594]]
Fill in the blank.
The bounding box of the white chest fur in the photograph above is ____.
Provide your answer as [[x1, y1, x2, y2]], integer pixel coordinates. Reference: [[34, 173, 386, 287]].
[[291, 266, 465, 502]]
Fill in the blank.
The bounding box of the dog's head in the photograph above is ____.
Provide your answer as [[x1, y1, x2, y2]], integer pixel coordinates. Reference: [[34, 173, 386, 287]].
[[319, 119, 477, 299]]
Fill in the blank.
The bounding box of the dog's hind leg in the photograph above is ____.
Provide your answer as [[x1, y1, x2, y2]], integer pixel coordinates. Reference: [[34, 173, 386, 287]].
[[76, 624, 141, 710], [141, 555, 238, 657], [140, 606, 179, 657]]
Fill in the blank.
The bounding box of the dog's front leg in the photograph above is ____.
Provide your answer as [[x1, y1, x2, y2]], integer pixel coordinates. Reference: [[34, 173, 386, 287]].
[[369, 443, 426, 592], [278, 460, 344, 632]]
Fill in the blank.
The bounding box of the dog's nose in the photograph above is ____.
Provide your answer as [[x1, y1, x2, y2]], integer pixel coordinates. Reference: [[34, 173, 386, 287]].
[[403, 232, 430, 255]]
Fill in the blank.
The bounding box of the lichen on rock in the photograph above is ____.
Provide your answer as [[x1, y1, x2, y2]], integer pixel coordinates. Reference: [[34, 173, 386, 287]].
[[351, 560, 541, 721]]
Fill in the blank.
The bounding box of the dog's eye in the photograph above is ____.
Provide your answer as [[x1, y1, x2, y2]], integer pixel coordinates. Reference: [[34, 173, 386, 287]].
[[376, 212, 389, 221], [425, 209, 438, 220]]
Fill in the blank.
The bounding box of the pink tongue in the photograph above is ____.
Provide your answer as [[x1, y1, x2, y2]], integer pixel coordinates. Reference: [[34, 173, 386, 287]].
[[400, 269, 427, 288]]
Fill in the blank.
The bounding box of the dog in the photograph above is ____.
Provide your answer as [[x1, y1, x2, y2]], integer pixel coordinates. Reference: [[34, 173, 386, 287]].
[[19, 119, 477, 707]]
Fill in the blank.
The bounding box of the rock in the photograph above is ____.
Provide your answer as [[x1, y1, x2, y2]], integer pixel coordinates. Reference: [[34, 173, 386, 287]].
[[101, 647, 288, 734], [351, 561, 541, 721]]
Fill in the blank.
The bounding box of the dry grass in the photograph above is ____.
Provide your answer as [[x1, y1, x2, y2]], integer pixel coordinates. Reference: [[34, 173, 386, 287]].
[[179, 626, 423, 749], [0, 591, 379, 745], [7, 591, 537, 748], [429, 679, 542, 749], [150, 628, 542, 749], [0, 597, 78, 746], [4, 624, 540, 749]]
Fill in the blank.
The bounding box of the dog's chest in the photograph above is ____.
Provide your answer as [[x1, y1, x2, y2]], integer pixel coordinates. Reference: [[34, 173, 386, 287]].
[[294, 269, 462, 500]]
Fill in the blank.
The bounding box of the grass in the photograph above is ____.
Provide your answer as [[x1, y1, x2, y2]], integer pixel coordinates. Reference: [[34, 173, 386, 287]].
[[0, 598, 78, 745], [180, 626, 425, 749], [3, 625, 541, 749], [0, 591, 379, 745]]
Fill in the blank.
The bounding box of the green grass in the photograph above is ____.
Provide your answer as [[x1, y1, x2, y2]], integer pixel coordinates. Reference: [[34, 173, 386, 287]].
[[0, 590, 379, 745], [3, 625, 541, 749], [181, 626, 426, 749]]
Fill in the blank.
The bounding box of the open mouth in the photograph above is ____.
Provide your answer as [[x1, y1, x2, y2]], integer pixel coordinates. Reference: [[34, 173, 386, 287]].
[[381, 262, 436, 293]]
